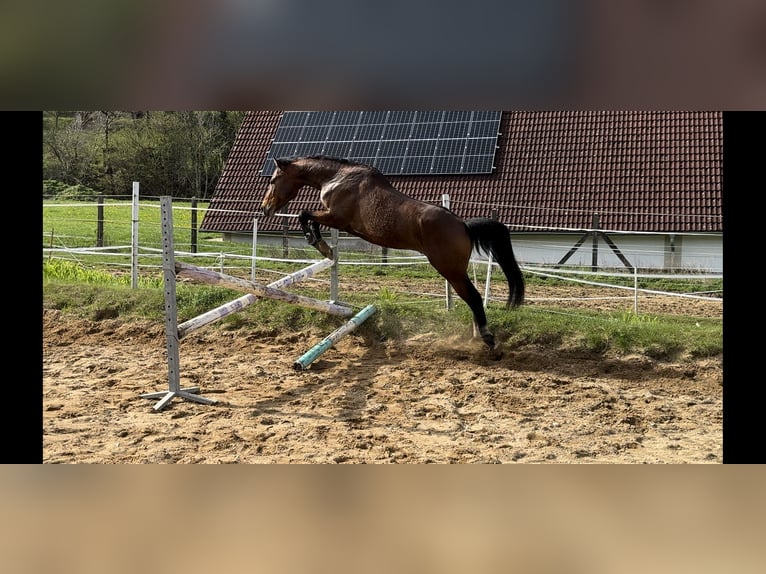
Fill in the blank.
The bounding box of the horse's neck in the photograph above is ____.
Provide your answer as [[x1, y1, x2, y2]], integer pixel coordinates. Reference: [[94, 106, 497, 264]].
[[300, 165, 342, 189]]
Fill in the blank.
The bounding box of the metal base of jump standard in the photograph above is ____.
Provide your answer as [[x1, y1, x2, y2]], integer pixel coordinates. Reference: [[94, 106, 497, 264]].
[[293, 304, 377, 371], [141, 197, 353, 411]]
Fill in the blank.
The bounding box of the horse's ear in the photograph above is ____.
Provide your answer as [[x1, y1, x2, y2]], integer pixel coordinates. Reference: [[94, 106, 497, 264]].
[[274, 157, 291, 171]]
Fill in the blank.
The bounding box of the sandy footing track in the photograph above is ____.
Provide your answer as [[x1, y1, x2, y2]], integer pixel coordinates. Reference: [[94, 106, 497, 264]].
[[43, 292, 722, 463]]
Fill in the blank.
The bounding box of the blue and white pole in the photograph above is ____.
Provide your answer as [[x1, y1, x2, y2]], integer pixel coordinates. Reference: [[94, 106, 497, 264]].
[[293, 304, 377, 371]]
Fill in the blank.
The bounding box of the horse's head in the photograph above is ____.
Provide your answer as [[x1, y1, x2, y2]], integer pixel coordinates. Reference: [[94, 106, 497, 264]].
[[262, 157, 302, 217]]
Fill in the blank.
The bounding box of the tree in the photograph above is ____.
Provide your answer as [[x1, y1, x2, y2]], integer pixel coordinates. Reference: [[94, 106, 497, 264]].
[[182, 111, 244, 199], [42, 111, 245, 198], [43, 111, 100, 186]]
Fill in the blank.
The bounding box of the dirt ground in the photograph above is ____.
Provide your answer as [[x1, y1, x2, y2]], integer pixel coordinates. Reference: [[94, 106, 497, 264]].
[[42, 287, 722, 464]]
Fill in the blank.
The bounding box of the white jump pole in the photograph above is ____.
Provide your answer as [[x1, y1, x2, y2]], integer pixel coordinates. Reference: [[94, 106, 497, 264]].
[[177, 258, 335, 338], [175, 261, 354, 317], [293, 304, 377, 371]]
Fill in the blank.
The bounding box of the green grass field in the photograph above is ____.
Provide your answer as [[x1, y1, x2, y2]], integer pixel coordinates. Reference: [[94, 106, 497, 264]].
[[42, 198, 214, 250], [43, 258, 723, 359], [43, 199, 723, 359]]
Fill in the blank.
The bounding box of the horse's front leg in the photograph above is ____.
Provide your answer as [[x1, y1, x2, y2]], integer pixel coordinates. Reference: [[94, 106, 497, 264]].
[[298, 210, 333, 259]]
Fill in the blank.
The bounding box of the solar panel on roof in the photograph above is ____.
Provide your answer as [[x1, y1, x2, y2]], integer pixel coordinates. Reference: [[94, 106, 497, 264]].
[[260, 111, 502, 176]]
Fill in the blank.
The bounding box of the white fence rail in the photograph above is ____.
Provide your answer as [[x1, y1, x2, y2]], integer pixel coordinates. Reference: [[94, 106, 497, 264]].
[[43, 194, 723, 314]]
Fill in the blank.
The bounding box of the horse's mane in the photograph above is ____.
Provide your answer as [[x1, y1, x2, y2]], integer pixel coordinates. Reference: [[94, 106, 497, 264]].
[[300, 155, 383, 176]]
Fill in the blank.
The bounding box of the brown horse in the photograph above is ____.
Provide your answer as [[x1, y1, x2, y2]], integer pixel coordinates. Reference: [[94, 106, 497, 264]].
[[261, 155, 524, 350]]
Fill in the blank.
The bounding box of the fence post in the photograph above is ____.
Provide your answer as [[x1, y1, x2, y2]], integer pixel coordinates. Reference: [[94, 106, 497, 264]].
[[442, 194, 453, 310], [331, 228, 339, 302], [190, 197, 198, 254], [251, 217, 258, 282], [96, 195, 104, 247], [591, 212, 600, 272], [282, 216, 289, 258], [483, 209, 498, 307], [131, 183, 139, 289]]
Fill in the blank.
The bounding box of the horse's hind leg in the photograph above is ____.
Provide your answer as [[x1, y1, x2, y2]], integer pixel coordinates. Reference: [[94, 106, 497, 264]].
[[448, 275, 497, 350]]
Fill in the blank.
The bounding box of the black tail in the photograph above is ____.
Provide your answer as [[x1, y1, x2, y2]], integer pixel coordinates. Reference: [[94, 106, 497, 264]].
[[465, 218, 525, 308]]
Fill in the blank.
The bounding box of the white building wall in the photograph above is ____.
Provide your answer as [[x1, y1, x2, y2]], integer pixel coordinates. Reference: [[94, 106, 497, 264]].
[[226, 231, 723, 273], [512, 233, 722, 272], [678, 234, 723, 273]]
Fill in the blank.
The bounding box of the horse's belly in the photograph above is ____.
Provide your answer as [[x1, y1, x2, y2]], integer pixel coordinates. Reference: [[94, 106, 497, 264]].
[[351, 203, 413, 248]]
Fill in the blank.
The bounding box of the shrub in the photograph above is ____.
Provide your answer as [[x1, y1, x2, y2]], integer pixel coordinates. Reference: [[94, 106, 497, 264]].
[[42, 179, 70, 197], [59, 184, 100, 200], [43, 180, 101, 200]]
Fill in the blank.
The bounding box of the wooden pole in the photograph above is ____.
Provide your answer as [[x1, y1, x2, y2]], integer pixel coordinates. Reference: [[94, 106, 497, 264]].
[[96, 195, 104, 247], [190, 197, 198, 254], [591, 212, 599, 272]]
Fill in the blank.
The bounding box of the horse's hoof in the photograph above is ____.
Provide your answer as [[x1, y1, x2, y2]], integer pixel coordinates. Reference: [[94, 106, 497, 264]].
[[480, 333, 503, 359], [316, 241, 333, 260], [486, 342, 503, 360]]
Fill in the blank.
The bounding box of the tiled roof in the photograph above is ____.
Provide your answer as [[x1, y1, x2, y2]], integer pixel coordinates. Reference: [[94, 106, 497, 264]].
[[201, 111, 722, 234]]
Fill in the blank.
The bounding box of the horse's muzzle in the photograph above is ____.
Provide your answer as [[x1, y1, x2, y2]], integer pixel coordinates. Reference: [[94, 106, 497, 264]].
[[261, 201, 275, 217]]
